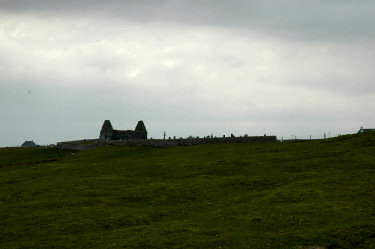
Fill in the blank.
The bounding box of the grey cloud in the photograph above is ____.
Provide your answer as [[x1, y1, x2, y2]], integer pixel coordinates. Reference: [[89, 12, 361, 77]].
[[1, 1, 374, 147], [1, 0, 374, 42]]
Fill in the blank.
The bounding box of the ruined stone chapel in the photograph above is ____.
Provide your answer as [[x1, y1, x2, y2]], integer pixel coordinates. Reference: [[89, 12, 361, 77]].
[[99, 120, 147, 140]]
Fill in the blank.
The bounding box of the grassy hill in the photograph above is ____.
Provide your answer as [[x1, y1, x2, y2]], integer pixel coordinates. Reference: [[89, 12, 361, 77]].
[[1, 133, 375, 248]]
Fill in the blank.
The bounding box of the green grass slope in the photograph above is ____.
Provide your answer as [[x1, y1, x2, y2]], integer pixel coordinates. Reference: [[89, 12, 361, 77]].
[[1, 133, 375, 248]]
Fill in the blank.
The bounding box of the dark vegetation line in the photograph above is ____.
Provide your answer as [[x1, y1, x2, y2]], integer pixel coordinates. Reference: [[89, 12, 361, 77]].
[[0, 147, 73, 169], [0, 157, 64, 168]]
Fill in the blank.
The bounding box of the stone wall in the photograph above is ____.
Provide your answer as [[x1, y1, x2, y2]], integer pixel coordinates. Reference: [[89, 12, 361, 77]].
[[57, 136, 277, 151], [56, 139, 102, 151]]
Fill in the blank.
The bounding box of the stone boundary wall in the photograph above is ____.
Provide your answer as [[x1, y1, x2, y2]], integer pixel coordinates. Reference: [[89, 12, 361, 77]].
[[57, 136, 277, 151], [56, 139, 101, 151]]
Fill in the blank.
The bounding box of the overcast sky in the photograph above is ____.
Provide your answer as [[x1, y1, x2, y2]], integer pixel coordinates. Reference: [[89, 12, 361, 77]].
[[1, 0, 375, 146]]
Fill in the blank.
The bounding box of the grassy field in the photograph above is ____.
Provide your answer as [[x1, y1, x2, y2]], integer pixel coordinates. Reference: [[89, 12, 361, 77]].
[[1, 133, 375, 248]]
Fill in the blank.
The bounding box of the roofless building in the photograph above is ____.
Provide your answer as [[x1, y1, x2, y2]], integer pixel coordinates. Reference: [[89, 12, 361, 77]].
[[99, 120, 147, 140]]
